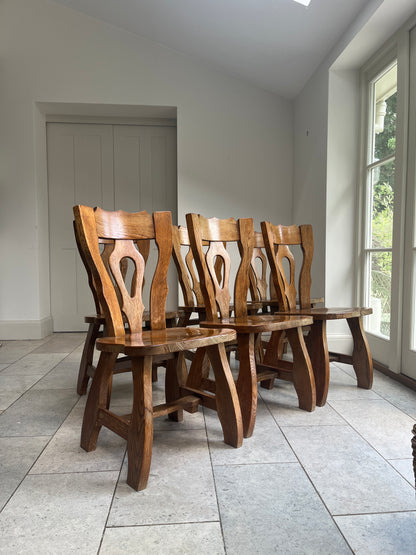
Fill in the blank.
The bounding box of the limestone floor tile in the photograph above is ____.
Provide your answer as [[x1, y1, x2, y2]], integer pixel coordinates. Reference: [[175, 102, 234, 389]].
[[282, 425, 416, 515], [108, 428, 218, 526], [325, 366, 382, 401], [0, 339, 48, 364], [371, 373, 416, 419], [334, 363, 416, 418], [328, 398, 415, 459], [0, 388, 79, 437], [0, 374, 44, 410], [0, 353, 67, 377], [32, 359, 79, 390], [31, 332, 86, 353], [331, 362, 356, 379], [334, 512, 416, 554], [259, 381, 346, 426], [389, 459, 416, 486], [214, 462, 351, 555], [0, 436, 50, 511], [30, 404, 127, 474], [205, 398, 297, 465], [100, 522, 225, 555], [0, 471, 118, 554]]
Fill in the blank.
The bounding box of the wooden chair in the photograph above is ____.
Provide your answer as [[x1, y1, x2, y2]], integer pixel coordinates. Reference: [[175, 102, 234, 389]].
[[74, 221, 178, 396], [74, 205, 243, 490], [186, 213, 316, 438], [261, 221, 373, 406]]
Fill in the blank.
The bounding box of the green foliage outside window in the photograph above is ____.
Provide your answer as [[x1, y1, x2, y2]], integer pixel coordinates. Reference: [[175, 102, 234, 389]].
[[371, 92, 396, 334]]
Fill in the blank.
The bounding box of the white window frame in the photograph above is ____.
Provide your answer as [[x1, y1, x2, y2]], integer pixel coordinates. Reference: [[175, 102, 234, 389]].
[[358, 32, 409, 371]]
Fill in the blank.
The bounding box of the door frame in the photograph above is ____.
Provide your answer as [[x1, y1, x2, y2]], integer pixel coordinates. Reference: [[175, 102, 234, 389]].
[[35, 102, 178, 334], [357, 20, 416, 379]]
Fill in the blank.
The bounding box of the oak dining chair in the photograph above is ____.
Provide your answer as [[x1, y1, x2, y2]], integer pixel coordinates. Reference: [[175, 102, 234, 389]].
[[261, 221, 373, 406], [74, 205, 243, 490], [186, 213, 316, 438]]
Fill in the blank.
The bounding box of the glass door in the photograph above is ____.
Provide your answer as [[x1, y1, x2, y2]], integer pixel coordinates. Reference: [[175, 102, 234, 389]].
[[401, 26, 416, 379], [362, 58, 399, 368]]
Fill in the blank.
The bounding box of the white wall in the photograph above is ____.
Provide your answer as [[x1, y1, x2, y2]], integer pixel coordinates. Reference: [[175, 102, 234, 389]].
[[293, 0, 416, 353], [293, 63, 329, 300], [0, 0, 293, 338]]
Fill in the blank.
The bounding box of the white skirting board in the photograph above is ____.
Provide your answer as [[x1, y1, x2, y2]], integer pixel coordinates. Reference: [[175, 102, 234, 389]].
[[326, 334, 353, 355], [0, 317, 53, 340]]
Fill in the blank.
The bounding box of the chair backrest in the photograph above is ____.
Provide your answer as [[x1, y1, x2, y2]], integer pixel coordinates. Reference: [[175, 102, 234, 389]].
[[73, 219, 101, 315], [74, 218, 151, 317], [249, 231, 271, 303], [186, 213, 254, 321], [172, 225, 205, 307], [172, 225, 226, 309], [73, 205, 172, 336], [261, 222, 314, 311]]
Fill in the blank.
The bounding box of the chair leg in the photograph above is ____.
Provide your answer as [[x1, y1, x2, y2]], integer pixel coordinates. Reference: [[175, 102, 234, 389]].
[[127, 356, 154, 491], [165, 354, 185, 422], [77, 320, 101, 395], [236, 333, 258, 438], [186, 347, 207, 389], [254, 333, 264, 363], [206, 343, 243, 448], [261, 330, 285, 390], [286, 327, 316, 412], [307, 320, 330, 406], [347, 316, 373, 390], [81, 351, 118, 452], [201, 351, 211, 378]]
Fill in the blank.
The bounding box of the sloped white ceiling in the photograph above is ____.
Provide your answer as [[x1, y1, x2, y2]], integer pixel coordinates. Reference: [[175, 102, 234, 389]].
[[50, 0, 373, 98]]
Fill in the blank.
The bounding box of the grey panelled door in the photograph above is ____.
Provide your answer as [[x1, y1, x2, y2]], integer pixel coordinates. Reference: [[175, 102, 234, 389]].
[[47, 122, 177, 331]]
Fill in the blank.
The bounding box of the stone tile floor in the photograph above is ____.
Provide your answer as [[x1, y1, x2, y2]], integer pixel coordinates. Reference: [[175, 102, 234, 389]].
[[0, 333, 415, 554]]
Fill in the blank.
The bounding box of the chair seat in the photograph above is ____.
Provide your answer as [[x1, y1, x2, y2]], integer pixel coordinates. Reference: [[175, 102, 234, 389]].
[[200, 314, 313, 334], [278, 307, 372, 320], [97, 326, 237, 356]]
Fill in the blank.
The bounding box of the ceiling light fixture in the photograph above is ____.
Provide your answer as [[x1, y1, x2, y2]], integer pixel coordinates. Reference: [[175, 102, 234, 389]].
[[292, 0, 311, 6]]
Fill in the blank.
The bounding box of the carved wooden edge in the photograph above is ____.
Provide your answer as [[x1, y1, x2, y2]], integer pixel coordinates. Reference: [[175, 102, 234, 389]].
[[172, 225, 195, 307]]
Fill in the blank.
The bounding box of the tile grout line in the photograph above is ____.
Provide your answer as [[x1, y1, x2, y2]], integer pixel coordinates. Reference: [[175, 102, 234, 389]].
[[204, 406, 228, 555], [326, 399, 416, 490], [260, 379, 356, 554], [97, 449, 127, 554], [0, 338, 86, 516]]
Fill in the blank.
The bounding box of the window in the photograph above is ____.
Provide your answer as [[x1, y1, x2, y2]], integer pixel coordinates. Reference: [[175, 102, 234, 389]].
[[360, 20, 416, 380], [363, 62, 397, 339]]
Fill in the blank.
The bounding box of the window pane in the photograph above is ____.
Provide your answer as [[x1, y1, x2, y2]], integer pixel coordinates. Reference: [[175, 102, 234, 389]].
[[367, 251, 392, 338], [370, 160, 395, 248], [371, 64, 397, 162]]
